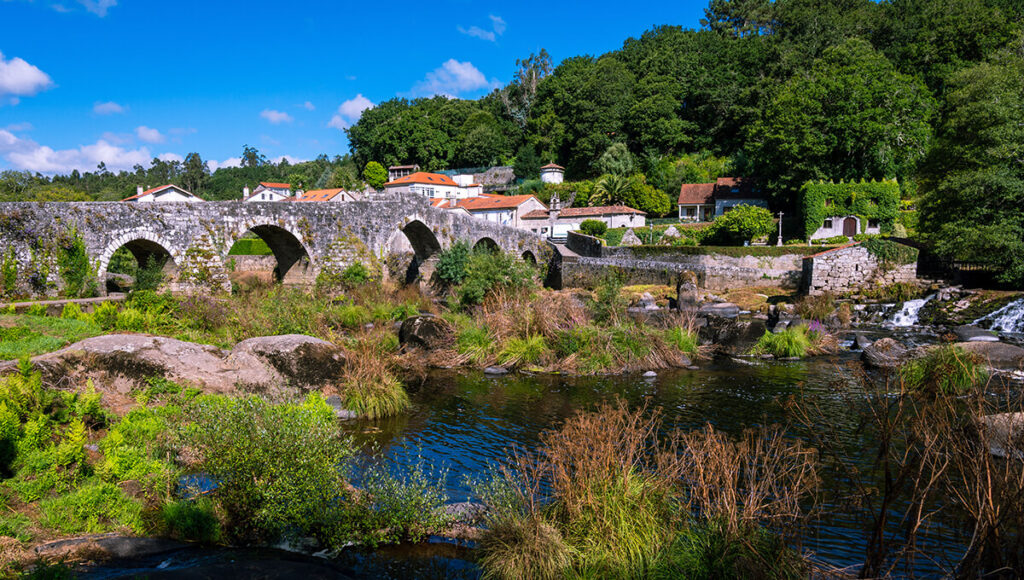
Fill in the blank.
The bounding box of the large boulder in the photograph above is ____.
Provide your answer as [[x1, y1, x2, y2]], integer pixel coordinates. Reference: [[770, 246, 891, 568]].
[[620, 229, 642, 246], [399, 315, 453, 351], [955, 341, 1024, 371], [861, 338, 911, 369], [3, 334, 348, 410], [231, 335, 346, 386], [953, 325, 1000, 343], [699, 302, 741, 319], [976, 413, 1024, 459]]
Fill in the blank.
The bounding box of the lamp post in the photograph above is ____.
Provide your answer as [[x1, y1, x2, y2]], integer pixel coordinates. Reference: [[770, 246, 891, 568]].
[[548, 194, 561, 240], [776, 211, 784, 246]]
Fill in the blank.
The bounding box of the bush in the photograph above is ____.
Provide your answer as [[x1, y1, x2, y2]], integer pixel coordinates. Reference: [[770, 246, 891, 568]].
[[901, 345, 987, 395], [161, 498, 221, 544], [38, 481, 143, 535], [91, 302, 119, 330], [340, 262, 372, 287], [579, 219, 608, 237], [707, 205, 774, 245], [458, 249, 537, 307], [813, 235, 850, 245], [436, 241, 471, 286], [134, 255, 165, 292], [182, 395, 355, 544]]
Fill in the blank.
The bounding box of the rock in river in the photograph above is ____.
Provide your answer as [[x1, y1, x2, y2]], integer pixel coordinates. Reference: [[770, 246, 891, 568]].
[[956, 341, 1024, 371], [953, 325, 1000, 343], [399, 315, 454, 351], [861, 338, 911, 369]]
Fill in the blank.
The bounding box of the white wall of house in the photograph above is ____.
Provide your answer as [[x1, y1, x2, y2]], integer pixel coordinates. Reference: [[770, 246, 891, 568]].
[[522, 211, 645, 236], [387, 183, 463, 199], [809, 215, 882, 240], [540, 167, 564, 184], [130, 186, 201, 203], [244, 188, 290, 202], [678, 204, 714, 222]]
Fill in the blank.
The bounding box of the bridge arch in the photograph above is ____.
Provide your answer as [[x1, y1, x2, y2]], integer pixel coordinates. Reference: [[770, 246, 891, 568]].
[[385, 219, 444, 284], [400, 219, 443, 260], [521, 250, 537, 264], [97, 230, 181, 292], [473, 237, 500, 253], [227, 221, 312, 285]]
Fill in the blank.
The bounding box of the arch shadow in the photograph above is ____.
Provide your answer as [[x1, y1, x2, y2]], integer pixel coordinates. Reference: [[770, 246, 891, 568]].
[[387, 220, 443, 285], [229, 224, 311, 284], [99, 233, 179, 293], [473, 237, 500, 253], [521, 250, 537, 264]]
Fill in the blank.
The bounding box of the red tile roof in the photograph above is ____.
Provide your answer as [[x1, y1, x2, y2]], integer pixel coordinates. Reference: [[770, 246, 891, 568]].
[[384, 172, 458, 187], [540, 163, 565, 170], [453, 194, 540, 211], [521, 205, 646, 219], [294, 188, 346, 202], [122, 184, 181, 201], [713, 177, 761, 199], [259, 182, 291, 189], [677, 183, 716, 205]]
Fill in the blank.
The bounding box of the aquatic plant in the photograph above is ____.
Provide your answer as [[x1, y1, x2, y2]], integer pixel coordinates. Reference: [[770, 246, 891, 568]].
[[751, 326, 813, 358], [900, 344, 987, 395]]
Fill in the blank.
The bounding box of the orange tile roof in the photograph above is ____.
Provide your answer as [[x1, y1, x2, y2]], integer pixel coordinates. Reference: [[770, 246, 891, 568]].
[[521, 205, 646, 219], [294, 188, 346, 202], [678, 183, 716, 205], [259, 182, 291, 189], [122, 184, 179, 201], [453, 194, 539, 211], [384, 171, 459, 187], [540, 163, 565, 170]]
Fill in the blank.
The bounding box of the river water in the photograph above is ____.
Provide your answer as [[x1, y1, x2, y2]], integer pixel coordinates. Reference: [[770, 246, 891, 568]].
[[83, 333, 994, 579]]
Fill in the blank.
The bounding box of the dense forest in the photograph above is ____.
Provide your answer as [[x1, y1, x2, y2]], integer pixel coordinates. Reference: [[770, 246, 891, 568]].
[[2, 0, 1024, 278]]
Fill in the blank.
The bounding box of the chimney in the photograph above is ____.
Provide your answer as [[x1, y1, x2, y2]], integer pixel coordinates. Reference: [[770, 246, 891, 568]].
[[136, 185, 144, 196], [243, 186, 250, 199]]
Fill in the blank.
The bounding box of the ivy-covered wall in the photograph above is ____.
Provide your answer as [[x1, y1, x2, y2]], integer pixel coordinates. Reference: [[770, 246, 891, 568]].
[[800, 179, 900, 239]]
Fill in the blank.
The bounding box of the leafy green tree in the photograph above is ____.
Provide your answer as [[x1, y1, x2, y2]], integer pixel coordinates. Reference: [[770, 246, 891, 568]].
[[591, 175, 631, 206], [747, 38, 937, 204], [181, 152, 210, 194], [455, 111, 510, 168], [918, 41, 1024, 284], [500, 49, 553, 130], [595, 143, 636, 176], [241, 145, 268, 168], [708, 204, 774, 244], [363, 162, 388, 191], [513, 144, 542, 181]]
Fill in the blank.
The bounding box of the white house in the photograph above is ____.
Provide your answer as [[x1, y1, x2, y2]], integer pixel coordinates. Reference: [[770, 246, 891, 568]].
[[540, 163, 565, 184], [521, 205, 646, 238], [123, 184, 202, 203], [385, 171, 482, 200], [809, 215, 882, 240], [677, 177, 767, 221], [432, 194, 546, 228], [243, 182, 292, 202], [293, 188, 362, 203]]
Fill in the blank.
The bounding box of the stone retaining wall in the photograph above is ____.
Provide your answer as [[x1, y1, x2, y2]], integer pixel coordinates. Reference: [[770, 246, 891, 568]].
[[801, 243, 917, 295]]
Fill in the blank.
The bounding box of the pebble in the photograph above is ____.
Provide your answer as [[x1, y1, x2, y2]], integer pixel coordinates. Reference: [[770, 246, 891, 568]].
[[643, 371, 657, 378], [484, 366, 509, 375]]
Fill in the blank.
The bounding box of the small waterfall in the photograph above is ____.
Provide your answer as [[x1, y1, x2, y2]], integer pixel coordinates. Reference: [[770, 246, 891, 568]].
[[974, 298, 1024, 334], [889, 295, 934, 327]]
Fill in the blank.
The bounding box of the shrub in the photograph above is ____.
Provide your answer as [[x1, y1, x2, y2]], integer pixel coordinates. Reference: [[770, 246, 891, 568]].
[[795, 292, 835, 321], [91, 301, 119, 330], [590, 274, 627, 325], [579, 219, 608, 237], [751, 326, 813, 358], [115, 308, 146, 331], [342, 372, 410, 420], [161, 499, 221, 544], [182, 395, 354, 544], [707, 205, 774, 245], [436, 241, 471, 286], [814, 235, 850, 245], [901, 345, 987, 395], [665, 327, 699, 356], [354, 459, 452, 545], [340, 262, 371, 287], [335, 304, 371, 329], [458, 249, 537, 307], [134, 255, 166, 292], [59, 303, 85, 321], [56, 229, 98, 298]]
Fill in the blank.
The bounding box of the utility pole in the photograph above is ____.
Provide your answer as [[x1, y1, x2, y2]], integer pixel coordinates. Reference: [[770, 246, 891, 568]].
[[776, 211, 784, 246]]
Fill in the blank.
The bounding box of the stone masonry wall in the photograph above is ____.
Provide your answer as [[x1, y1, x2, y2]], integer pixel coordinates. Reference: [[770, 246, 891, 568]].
[[802, 243, 917, 296]]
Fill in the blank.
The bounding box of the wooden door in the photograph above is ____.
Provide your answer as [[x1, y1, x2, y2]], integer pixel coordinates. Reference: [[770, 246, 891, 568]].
[[843, 217, 857, 237]]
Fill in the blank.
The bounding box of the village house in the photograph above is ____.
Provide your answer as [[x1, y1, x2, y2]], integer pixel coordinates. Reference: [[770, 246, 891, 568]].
[[292, 188, 362, 202], [242, 182, 293, 202], [521, 205, 646, 238], [387, 164, 420, 182], [677, 177, 768, 221], [122, 184, 203, 203], [384, 171, 482, 199], [432, 194, 546, 228]]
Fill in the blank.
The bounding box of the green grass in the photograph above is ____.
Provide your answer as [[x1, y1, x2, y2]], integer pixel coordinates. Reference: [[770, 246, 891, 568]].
[[665, 327, 699, 356], [901, 345, 988, 395], [0, 315, 101, 360], [342, 372, 411, 420], [161, 498, 221, 543], [498, 335, 549, 367], [227, 238, 273, 255], [38, 480, 144, 535], [750, 326, 812, 358]]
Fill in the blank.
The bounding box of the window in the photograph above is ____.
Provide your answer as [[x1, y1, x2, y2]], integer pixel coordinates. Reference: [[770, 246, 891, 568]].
[[823, 219, 833, 229], [868, 219, 879, 229]]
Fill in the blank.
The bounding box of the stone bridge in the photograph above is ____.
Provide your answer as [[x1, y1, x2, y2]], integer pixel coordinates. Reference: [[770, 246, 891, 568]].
[[0, 193, 553, 296]]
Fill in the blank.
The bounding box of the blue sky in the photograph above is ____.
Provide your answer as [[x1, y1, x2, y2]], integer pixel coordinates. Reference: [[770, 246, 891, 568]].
[[0, 0, 705, 174]]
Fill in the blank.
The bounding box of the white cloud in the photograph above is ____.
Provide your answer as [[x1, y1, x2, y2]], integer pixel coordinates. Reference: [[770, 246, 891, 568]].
[[458, 14, 506, 42], [411, 60, 498, 97], [0, 51, 54, 102], [271, 155, 305, 165], [93, 101, 125, 115], [1, 131, 151, 173], [328, 94, 374, 130], [302, 101, 315, 111], [77, 0, 116, 16], [207, 157, 242, 172], [260, 109, 293, 124], [136, 126, 165, 144], [157, 152, 183, 163]]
